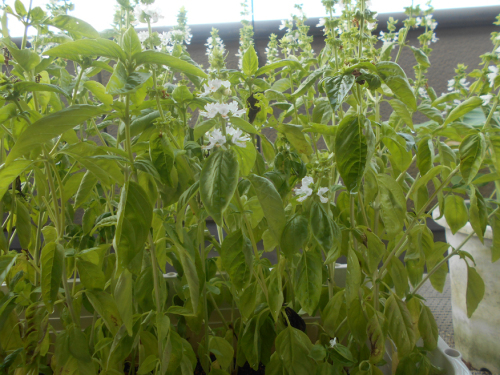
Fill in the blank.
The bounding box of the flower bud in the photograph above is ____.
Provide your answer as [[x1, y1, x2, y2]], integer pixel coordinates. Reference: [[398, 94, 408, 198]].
[[223, 88, 232, 96]]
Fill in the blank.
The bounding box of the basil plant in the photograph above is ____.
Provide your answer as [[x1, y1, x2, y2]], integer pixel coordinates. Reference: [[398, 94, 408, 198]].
[[0, 0, 498, 374]]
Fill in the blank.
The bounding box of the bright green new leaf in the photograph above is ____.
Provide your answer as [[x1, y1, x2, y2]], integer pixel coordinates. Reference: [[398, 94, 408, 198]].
[[48, 15, 100, 38], [242, 45, 259, 76], [84, 81, 113, 106], [229, 116, 257, 134], [123, 26, 142, 58]]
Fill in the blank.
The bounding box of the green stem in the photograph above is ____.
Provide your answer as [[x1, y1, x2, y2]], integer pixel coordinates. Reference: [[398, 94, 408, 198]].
[[71, 64, 85, 106]]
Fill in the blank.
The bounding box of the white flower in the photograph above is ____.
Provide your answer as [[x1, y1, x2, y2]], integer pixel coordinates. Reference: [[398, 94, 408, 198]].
[[415, 17, 422, 25], [425, 15, 437, 30], [418, 87, 429, 99], [294, 177, 314, 202], [49, 0, 58, 5], [429, 33, 439, 44], [330, 338, 337, 348], [200, 103, 220, 118], [488, 65, 499, 87], [378, 31, 385, 41], [227, 101, 246, 117], [459, 78, 470, 90], [317, 187, 329, 204], [317, 18, 326, 28], [159, 31, 171, 46], [366, 21, 376, 30], [138, 31, 149, 43], [496, 46, 500, 55], [203, 129, 226, 150], [481, 94, 493, 106], [279, 20, 287, 30], [200, 101, 246, 119], [200, 79, 231, 97], [133, 4, 164, 24], [227, 126, 250, 148]]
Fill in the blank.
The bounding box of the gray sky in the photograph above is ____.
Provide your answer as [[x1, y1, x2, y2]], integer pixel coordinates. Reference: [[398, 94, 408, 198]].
[[4, 0, 499, 37]]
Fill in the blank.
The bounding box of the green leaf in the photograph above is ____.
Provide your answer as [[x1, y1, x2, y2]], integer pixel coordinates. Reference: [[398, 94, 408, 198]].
[[0, 254, 18, 286], [233, 141, 256, 177], [76, 259, 105, 290], [74, 172, 96, 209], [418, 103, 443, 124], [376, 61, 417, 111], [15, 199, 31, 249], [44, 38, 126, 61], [220, 230, 253, 290], [367, 312, 385, 364], [335, 115, 367, 193], [292, 70, 323, 98], [247, 174, 286, 241], [106, 61, 152, 95], [172, 85, 193, 103], [229, 116, 257, 134], [416, 137, 434, 176], [469, 187, 488, 243], [114, 181, 153, 272], [134, 50, 207, 78], [6, 43, 40, 72], [466, 264, 485, 318], [209, 336, 234, 371], [346, 249, 361, 305], [377, 174, 406, 236], [83, 81, 113, 106], [149, 132, 176, 186], [385, 294, 416, 358], [123, 26, 142, 58], [86, 290, 123, 335], [14, 0, 27, 16], [242, 45, 259, 76], [491, 210, 500, 263], [200, 149, 239, 226], [389, 99, 414, 130], [431, 91, 461, 107], [409, 46, 430, 68], [321, 291, 344, 337], [41, 242, 64, 313], [419, 304, 438, 351], [277, 123, 313, 155], [443, 97, 483, 127], [296, 249, 322, 315], [48, 15, 100, 38], [389, 258, 409, 298], [323, 74, 355, 112], [137, 355, 158, 375], [444, 195, 468, 234], [459, 132, 486, 184], [6, 105, 106, 164], [114, 269, 133, 336], [363, 231, 386, 275], [14, 81, 70, 98], [281, 214, 309, 259], [275, 327, 316, 375], [255, 59, 302, 76], [347, 297, 368, 344], [426, 242, 449, 293], [310, 201, 339, 254]]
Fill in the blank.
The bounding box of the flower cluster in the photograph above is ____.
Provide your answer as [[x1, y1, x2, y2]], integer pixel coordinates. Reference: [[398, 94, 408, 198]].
[[447, 78, 470, 92], [294, 177, 329, 203], [200, 79, 231, 97], [200, 101, 246, 119], [416, 15, 438, 31], [203, 126, 250, 150], [133, 4, 164, 25], [488, 65, 498, 87], [205, 29, 227, 72]]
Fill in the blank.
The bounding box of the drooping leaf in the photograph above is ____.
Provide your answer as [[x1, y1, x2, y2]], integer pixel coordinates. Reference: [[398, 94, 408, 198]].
[[444, 195, 468, 234], [220, 230, 253, 291], [418, 304, 438, 351], [86, 290, 123, 335], [275, 327, 317, 375], [459, 132, 486, 184], [466, 264, 485, 318], [281, 214, 309, 259], [385, 294, 416, 358], [41, 242, 64, 313], [310, 201, 339, 254], [376, 61, 417, 111], [200, 149, 239, 226], [376, 174, 406, 236], [296, 249, 322, 315], [335, 115, 367, 193]]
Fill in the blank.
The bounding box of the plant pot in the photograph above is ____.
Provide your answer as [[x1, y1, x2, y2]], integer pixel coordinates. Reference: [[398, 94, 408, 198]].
[[433, 214, 499, 374]]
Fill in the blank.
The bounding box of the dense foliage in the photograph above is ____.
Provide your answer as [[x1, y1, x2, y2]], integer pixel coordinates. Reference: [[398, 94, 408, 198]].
[[0, 0, 499, 374]]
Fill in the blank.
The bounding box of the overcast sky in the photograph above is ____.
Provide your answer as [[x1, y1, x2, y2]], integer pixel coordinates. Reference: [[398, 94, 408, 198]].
[[3, 0, 499, 37]]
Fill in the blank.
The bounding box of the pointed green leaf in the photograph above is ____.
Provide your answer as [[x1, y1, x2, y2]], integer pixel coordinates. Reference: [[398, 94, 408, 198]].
[[296, 249, 322, 315], [466, 264, 485, 318], [41, 242, 64, 313]]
